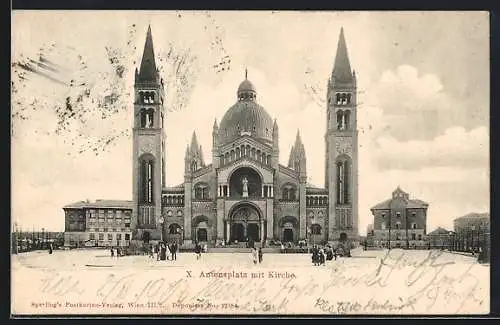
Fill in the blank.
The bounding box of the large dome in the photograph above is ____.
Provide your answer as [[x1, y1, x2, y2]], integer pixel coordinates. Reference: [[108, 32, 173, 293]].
[[217, 78, 274, 146]]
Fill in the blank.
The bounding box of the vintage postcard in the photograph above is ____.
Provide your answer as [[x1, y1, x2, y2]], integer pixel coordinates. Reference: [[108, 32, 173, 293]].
[[11, 11, 490, 315]]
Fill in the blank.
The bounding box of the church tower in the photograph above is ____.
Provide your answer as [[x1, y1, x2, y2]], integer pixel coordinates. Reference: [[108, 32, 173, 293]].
[[132, 26, 166, 238], [325, 27, 359, 242]]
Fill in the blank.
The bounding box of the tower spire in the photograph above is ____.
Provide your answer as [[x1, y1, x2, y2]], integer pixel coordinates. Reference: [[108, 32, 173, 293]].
[[138, 25, 158, 82], [332, 27, 353, 83]]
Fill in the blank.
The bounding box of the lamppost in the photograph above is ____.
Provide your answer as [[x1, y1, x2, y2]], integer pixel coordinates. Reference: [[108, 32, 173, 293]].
[[179, 226, 184, 247], [448, 231, 454, 251], [471, 225, 476, 253], [405, 212, 409, 250], [307, 227, 311, 253], [159, 216, 165, 244], [384, 213, 391, 250]]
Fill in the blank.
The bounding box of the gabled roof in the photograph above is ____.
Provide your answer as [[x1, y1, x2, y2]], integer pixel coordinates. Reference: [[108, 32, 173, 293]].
[[64, 200, 133, 209]]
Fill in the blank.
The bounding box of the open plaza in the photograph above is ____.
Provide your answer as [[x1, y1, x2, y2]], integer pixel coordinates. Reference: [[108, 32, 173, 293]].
[[11, 247, 489, 315]]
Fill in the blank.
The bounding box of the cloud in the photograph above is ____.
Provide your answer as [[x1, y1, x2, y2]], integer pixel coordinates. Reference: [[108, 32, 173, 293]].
[[373, 126, 489, 170], [362, 64, 464, 142]]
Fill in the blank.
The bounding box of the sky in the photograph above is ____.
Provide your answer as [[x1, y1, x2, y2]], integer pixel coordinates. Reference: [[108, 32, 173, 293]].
[[11, 11, 489, 234]]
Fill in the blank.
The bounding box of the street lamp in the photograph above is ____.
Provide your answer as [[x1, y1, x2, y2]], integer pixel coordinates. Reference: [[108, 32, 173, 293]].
[[159, 216, 165, 243], [448, 231, 454, 251], [471, 225, 476, 253], [307, 227, 311, 253]]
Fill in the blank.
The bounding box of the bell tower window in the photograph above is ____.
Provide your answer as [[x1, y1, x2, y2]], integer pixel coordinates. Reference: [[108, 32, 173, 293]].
[[336, 157, 351, 205], [140, 108, 155, 128], [139, 155, 155, 204]]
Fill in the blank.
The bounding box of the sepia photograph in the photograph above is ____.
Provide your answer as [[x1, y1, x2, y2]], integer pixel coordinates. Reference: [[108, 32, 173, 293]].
[[11, 10, 490, 315]]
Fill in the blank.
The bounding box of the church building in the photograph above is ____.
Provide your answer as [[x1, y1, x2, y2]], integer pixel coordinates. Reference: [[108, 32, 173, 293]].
[[63, 26, 360, 248]]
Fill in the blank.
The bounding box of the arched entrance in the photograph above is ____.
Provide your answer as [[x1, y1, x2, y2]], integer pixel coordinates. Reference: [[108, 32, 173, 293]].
[[227, 203, 264, 243], [231, 223, 244, 242], [279, 216, 299, 243], [283, 228, 294, 242], [340, 232, 348, 242], [192, 215, 213, 243], [197, 228, 208, 242]]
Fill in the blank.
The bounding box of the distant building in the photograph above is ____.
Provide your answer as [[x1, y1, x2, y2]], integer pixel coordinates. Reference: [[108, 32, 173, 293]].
[[427, 227, 454, 249], [63, 200, 133, 247], [453, 212, 490, 251], [370, 187, 428, 248]]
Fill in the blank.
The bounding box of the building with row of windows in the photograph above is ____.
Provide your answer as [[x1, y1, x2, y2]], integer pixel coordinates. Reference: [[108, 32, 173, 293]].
[[63, 200, 133, 247], [453, 212, 490, 251], [64, 26, 361, 247], [369, 187, 429, 249]]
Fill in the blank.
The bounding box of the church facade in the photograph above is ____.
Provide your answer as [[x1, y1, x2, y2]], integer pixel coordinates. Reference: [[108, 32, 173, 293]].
[[63, 26, 360, 247]]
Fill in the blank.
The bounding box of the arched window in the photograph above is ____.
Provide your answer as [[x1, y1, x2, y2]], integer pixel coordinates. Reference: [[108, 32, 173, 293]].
[[140, 108, 154, 128], [139, 155, 155, 204], [311, 224, 322, 235], [194, 183, 210, 200], [336, 156, 351, 205], [236, 147, 241, 159], [231, 150, 235, 161], [281, 184, 297, 200], [344, 110, 351, 130], [411, 223, 417, 229], [346, 93, 352, 104], [191, 161, 197, 172], [336, 110, 344, 130], [251, 148, 256, 159], [395, 221, 401, 229], [336, 93, 341, 105]]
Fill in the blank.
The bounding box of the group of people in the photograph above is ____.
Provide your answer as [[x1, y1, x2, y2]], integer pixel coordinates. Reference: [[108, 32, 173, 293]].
[[110, 246, 123, 258], [311, 245, 337, 266], [149, 241, 178, 261], [251, 247, 263, 264]]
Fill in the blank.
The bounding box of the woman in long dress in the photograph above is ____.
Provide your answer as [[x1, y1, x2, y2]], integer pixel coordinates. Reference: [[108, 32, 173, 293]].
[[165, 243, 172, 260], [251, 247, 258, 265]]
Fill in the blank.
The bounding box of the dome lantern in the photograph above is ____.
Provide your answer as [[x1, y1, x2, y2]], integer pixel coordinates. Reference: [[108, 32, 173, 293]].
[[237, 68, 257, 101]]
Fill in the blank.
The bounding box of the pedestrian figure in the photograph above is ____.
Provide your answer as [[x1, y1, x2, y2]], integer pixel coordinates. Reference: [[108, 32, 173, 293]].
[[258, 247, 263, 264], [110, 247, 115, 258], [319, 248, 326, 265], [194, 242, 202, 260], [166, 243, 172, 260], [171, 242, 178, 261], [149, 245, 154, 259], [156, 243, 161, 261], [49, 243, 53, 254], [116, 247, 121, 258], [251, 247, 258, 264]]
